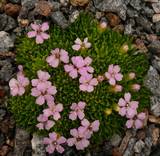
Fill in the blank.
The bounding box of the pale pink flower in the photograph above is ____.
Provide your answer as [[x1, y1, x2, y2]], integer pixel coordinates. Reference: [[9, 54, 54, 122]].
[[64, 64, 78, 79], [79, 74, 98, 92], [69, 101, 86, 120], [27, 22, 50, 44], [9, 65, 29, 96], [118, 92, 139, 119], [43, 132, 66, 154], [46, 48, 69, 68], [36, 114, 55, 130], [72, 38, 91, 51], [105, 64, 123, 85], [43, 103, 63, 121], [126, 112, 146, 129], [99, 21, 107, 29], [131, 84, 141, 91], [31, 70, 57, 105], [128, 72, 136, 80], [78, 119, 100, 139], [67, 128, 90, 150]]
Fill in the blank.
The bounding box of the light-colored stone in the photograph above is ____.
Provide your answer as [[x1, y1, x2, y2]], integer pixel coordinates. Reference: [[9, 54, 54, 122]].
[[134, 140, 145, 153], [153, 14, 160, 23], [150, 96, 160, 117], [144, 0, 158, 2], [152, 2, 160, 13]]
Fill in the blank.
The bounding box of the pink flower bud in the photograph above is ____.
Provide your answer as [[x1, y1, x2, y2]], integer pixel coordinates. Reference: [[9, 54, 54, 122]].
[[97, 75, 104, 82], [128, 72, 136, 80], [100, 21, 107, 29], [131, 84, 141, 91], [113, 85, 123, 92]]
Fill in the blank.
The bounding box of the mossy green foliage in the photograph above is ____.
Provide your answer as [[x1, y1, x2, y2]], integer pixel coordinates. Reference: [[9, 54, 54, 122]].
[[9, 13, 150, 150]]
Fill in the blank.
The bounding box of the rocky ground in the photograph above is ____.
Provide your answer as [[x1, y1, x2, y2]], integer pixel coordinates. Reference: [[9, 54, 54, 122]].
[[1, 0, 160, 156]]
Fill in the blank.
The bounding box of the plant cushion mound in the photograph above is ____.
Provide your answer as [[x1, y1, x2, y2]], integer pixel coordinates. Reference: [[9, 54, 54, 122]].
[[8, 13, 150, 152]]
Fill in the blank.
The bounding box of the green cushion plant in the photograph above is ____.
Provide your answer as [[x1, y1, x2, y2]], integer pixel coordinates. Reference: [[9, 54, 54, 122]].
[[8, 13, 150, 154]]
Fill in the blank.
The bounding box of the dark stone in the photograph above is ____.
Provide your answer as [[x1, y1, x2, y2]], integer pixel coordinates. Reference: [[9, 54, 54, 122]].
[[0, 132, 5, 147], [0, 108, 6, 121], [136, 16, 153, 33], [50, 11, 69, 29], [127, 7, 139, 18], [129, 0, 142, 10], [141, 7, 154, 18], [0, 14, 17, 31], [93, 0, 127, 20], [155, 21, 160, 33], [9, 0, 21, 4]]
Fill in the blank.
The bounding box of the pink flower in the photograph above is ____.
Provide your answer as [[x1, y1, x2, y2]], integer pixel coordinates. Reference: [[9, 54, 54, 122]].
[[9, 65, 29, 96], [79, 74, 98, 92], [43, 103, 63, 121], [131, 84, 141, 91], [64, 64, 78, 79], [118, 93, 139, 119], [78, 119, 100, 139], [43, 132, 66, 154], [36, 114, 55, 130], [27, 22, 50, 44], [72, 38, 91, 51], [31, 70, 57, 105], [126, 112, 146, 129], [69, 101, 86, 120], [67, 128, 90, 150], [105, 64, 123, 85], [46, 48, 69, 68]]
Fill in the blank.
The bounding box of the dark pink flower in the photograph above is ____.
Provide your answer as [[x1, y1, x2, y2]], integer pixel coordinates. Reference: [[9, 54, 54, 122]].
[[67, 128, 90, 150], [72, 38, 91, 51], [36, 114, 55, 130], [105, 64, 123, 85], [27, 22, 50, 44], [118, 92, 139, 119], [126, 112, 146, 129], [43, 103, 63, 121], [43, 132, 66, 154], [69, 101, 86, 120], [46, 48, 69, 68], [9, 65, 29, 96], [79, 74, 98, 92]]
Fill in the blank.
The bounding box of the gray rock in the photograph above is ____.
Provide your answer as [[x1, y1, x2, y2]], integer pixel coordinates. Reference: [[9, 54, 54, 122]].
[[69, 10, 80, 23], [9, 0, 21, 4], [93, 0, 127, 20], [151, 56, 160, 72], [123, 138, 136, 156], [130, 0, 142, 10], [127, 7, 139, 18], [141, 7, 154, 18], [143, 137, 152, 156], [136, 16, 153, 33], [155, 21, 160, 33], [0, 14, 17, 31], [0, 132, 5, 147], [152, 2, 160, 13], [150, 96, 160, 117], [144, 66, 160, 96], [0, 108, 6, 121], [134, 140, 145, 153], [0, 60, 14, 82], [21, 0, 37, 8], [51, 11, 69, 29], [48, 1, 61, 11], [148, 40, 160, 56], [13, 128, 31, 156], [144, 0, 158, 2], [0, 31, 14, 52], [31, 134, 46, 156], [111, 134, 122, 147]]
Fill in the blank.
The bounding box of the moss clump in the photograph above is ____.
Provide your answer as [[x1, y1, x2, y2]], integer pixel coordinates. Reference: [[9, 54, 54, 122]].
[[9, 13, 150, 151]]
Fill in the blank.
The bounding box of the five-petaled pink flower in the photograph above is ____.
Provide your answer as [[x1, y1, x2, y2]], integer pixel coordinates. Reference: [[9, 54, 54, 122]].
[[72, 38, 91, 51], [9, 65, 29, 96], [43, 103, 63, 121], [36, 114, 55, 130], [46, 48, 69, 68], [126, 112, 146, 129], [67, 128, 90, 150], [118, 93, 139, 119], [79, 74, 98, 92], [78, 119, 100, 139], [27, 22, 50, 44], [105, 64, 123, 85], [31, 70, 57, 105], [69, 101, 86, 120], [43, 132, 66, 154]]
